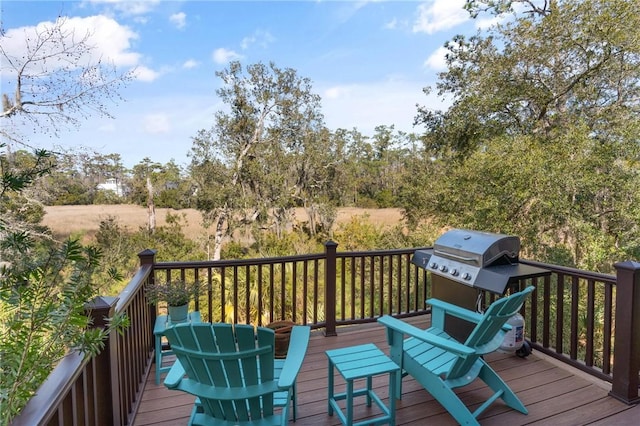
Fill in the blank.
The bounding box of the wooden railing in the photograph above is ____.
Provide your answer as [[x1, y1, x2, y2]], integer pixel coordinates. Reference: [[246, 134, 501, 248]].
[[10, 244, 640, 425], [520, 260, 617, 381], [152, 243, 432, 336], [12, 259, 155, 426]]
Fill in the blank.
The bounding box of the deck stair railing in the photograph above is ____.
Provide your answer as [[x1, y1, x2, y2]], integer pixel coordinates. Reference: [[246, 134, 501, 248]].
[[10, 244, 640, 425]]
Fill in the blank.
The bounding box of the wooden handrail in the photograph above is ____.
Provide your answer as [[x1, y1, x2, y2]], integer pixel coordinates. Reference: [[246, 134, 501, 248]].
[[11, 245, 640, 424]]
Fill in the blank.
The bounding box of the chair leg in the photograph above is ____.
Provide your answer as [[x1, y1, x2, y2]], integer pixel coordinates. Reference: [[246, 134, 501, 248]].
[[154, 334, 162, 385], [291, 382, 297, 421], [425, 376, 480, 426], [478, 362, 528, 414]]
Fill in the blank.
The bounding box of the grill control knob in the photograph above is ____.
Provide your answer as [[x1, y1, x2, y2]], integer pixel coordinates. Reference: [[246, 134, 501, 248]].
[[429, 262, 438, 269], [462, 272, 472, 281], [439, 265, 448, 272], [450, 269, 459, 277]]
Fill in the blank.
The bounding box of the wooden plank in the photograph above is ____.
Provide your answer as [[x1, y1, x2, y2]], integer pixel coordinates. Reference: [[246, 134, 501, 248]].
[[527, 396, 632, 425], [132, 317, 632, 426], [588, 403, 640, 426]]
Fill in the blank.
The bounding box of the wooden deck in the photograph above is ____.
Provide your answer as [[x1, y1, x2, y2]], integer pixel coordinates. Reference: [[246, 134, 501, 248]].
[[133, 316, 639, 425]]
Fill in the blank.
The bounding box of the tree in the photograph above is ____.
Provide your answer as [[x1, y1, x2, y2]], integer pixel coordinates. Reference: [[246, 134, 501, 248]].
[[1, 17, 130, 141], [35, 150, 128, 205], [128, 158, 192, 209], [417, 0, 640, 155], [1, 16, 131, 422], [407, 0, 640, 270], [189, 61, 327, 260]]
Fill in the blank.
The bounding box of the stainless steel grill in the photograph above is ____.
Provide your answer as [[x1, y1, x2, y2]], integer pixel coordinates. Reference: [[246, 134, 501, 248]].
[[412, 229, 547, 295]]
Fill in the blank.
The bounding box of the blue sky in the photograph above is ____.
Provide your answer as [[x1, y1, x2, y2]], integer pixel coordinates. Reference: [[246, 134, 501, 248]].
[[1, 0, 484, 168]]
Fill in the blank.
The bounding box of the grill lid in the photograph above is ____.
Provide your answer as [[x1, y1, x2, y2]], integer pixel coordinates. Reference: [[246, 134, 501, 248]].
[[433, 228, 519, 267], [412, 229, 548, 294]]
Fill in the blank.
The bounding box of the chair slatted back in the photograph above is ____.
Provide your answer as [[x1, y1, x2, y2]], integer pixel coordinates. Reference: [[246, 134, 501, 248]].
[[164, 323, 276, 422], [448, 286, 535, 379]]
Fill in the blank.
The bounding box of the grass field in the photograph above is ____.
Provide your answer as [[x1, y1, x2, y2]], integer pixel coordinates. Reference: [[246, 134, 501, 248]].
[[43, 204, 405, 241]]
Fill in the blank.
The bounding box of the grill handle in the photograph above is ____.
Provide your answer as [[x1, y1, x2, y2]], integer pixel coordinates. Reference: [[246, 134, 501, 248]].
[[433, 249, 480, 265]]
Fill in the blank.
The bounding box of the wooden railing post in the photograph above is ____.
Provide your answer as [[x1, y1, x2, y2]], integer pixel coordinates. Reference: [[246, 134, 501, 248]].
[[324, 241, 338, 336], [139, 249, 157, 340], [86, 296, 120, 425], [138, 248, 157, 267], [610, 261, 640, 404]]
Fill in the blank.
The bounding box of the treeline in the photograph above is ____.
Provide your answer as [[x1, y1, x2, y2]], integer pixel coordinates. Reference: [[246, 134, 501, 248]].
[[20, 125, 417, 211], [6, 0, 640, 276]]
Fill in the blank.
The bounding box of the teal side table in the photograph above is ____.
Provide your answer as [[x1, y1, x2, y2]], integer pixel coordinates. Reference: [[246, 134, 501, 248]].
[[153, 311, 201, 385], [326, 343, 400, 426]]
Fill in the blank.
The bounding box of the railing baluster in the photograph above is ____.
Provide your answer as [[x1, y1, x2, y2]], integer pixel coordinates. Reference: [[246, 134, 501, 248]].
[[360, 256, 366, 319], [220, 267, 226, 323], [543, 274, 551, 348], [585, 278, 595, 367], [302, 261, 308, 325], [340, 257, 345, 320], [570, 275, 579, 360], [369, 256, 375, 318], [313, 259, 319, 324], [258, 265, 264, 326], [556, 272, 565, 355], [603, 284, 613, 375], [245, 264, 251, 323], [350, 257, 356, 320], [292, 261, 298, 322], [269, 263, 275, 324]]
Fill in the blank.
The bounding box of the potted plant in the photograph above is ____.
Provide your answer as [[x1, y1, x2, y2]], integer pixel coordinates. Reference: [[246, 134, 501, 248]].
[[267, 320, 296, 358], [146, 280, 199, 323]]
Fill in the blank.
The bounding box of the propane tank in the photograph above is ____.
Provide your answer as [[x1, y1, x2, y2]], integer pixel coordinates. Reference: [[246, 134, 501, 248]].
[[499, 312, 525, 353]]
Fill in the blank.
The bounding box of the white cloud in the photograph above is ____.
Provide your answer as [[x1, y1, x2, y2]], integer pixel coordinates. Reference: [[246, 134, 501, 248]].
[[241, 29, 276, 50], [0, 16, 140, 79], [97, 122, 116, 133], [213, 48, 243, 64], [182, 59, 199, 69], [324, 86, 351, 100], [424, 45, 448, 71], [169, 12, 187, 30], [413, 0, 469, 34], [84, 0, 161, 16], [384, 18, 398, 30], [144, 113, 170, 134], [132, 65, 160, 82]]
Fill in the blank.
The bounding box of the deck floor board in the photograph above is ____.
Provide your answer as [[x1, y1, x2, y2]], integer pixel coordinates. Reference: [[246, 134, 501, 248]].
[[133, 316, 639, 425]]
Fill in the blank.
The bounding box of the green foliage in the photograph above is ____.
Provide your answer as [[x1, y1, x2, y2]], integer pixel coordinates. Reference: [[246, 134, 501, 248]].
[[251, 230, 323, 258], [189, 61, 337, 259], [91, 212, 208, 295], [407, 0, 640, 272], [333, 214, 383, 251], [1, 14, 133, 424], [0, 239, 128, 423], [127, 158, 192, 209], [145, 280, 200, 307]]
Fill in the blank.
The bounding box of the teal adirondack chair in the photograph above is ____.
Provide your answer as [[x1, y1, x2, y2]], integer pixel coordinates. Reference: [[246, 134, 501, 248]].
[[378, 286, 535, 426], [163, 322, 310, 426]]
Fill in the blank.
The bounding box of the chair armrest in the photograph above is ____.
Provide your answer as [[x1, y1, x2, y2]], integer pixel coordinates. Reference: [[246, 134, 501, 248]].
[[427, 298, 484, 324], [164, 359, 185, 389], [427, 298, 512, 332], [378, 315, 475, 356], [277, 326, 310, 389]]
